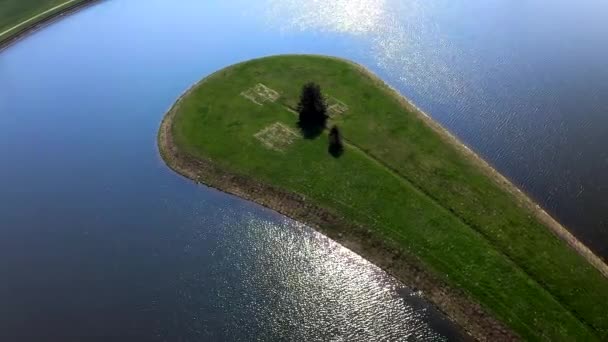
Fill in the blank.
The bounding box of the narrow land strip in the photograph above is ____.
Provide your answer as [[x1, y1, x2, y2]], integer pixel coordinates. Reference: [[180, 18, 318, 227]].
[[270, 85, 603, 338], [332, 57, 608, 279], [288, 57, 608, 281], [0, 0, 80, 37]]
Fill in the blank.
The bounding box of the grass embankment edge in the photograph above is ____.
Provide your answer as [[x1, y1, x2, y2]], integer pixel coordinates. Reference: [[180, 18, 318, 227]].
[[335, 57, 608, 280], [0, 0, 101, 51]]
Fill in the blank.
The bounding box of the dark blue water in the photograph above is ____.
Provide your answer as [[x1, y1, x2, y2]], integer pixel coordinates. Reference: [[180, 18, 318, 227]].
[[0, 0, 465, 340]]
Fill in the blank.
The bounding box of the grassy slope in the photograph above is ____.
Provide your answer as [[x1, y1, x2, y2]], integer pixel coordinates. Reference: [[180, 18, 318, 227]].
[[171, 55, 608, 340], [0, 0, 93, 44], [0, 0, 65, 32]]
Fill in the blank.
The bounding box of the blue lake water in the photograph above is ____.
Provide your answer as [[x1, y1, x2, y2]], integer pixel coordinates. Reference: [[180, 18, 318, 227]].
[[1, 0, 608, 340]]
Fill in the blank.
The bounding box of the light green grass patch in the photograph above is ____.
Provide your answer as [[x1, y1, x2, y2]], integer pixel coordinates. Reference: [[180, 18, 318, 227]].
[[254, 122, 300, 152], [326, 95, 349, 117], [240, 83, 280, 106]]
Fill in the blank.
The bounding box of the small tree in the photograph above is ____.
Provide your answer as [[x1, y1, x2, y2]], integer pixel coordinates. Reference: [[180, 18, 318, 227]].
[[297, 82, 327, 135], [328, 125, 344, 157]]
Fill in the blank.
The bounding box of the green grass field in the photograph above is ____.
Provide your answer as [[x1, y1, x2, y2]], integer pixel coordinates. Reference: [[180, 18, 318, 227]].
[[169, 55, 608, 340], [0, 0, 87, 43]]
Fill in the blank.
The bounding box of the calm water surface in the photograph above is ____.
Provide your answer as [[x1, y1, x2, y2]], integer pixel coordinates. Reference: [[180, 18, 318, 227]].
[[1, 0, 608, 340]]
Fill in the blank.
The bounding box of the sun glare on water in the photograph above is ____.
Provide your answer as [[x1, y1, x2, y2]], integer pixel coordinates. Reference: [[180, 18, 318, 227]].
[[264, 0, 465, 106], [267, 0, 387, 35]]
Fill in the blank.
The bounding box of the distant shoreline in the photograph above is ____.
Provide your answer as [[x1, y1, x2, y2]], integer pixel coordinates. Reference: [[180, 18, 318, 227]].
[[0, 0, 101, 51]]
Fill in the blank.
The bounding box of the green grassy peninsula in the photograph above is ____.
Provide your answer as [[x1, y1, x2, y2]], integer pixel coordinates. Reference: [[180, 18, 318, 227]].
[[159, 55, 608, 340]]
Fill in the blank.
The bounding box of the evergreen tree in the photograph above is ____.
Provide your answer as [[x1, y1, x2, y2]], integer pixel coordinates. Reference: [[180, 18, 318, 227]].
[[328, 125, 344, 157], [297, 82, 327, 129]]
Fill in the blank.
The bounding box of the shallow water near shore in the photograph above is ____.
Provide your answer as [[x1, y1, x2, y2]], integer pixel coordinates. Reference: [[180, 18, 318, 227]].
[[1, 0, 608, 340]]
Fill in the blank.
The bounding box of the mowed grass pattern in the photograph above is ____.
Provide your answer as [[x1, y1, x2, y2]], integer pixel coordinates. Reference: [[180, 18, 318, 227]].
[[172, 55, 608, 340]]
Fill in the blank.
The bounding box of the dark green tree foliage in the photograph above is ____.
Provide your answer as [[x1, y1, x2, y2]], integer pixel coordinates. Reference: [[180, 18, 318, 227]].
[[297, 82, 327, 138], [328, 125, 344, 157]]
